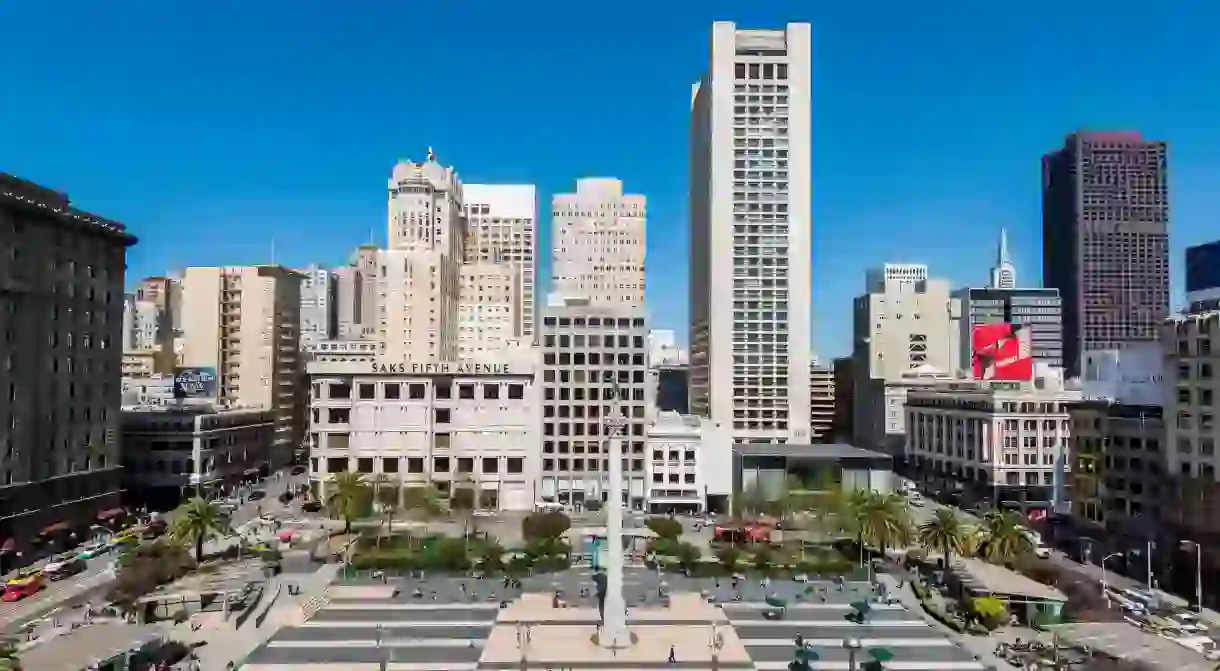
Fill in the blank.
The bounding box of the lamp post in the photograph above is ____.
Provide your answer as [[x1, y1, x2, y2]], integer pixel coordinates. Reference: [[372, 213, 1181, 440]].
[[376, 623, 387, 671], [843, 637, 863, 671], [1099, 552, 1123, 597], [1181, 540, 1204, 612], [709, 622, 723, 670]]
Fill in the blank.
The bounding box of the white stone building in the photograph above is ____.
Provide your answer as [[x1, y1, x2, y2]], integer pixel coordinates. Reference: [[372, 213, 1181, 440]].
[[646, 412, 708, 513], [307, 358, 542, 511], [458, 262, 519, 358], [299, 264, 335, 347], [904, 373, 1081, 514], [688, 22, 813, 445], [464, 184, 538, 339], [550, 178, 646, 308]]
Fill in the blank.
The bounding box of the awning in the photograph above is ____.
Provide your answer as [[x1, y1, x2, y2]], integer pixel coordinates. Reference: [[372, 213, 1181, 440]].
[[96, 507, 124, 520], [40, 521, 69, 535], [0, 538, 14, 553]]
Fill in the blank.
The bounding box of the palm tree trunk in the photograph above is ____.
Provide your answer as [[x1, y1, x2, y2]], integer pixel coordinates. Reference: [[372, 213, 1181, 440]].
[[196, 536, 204, 563]]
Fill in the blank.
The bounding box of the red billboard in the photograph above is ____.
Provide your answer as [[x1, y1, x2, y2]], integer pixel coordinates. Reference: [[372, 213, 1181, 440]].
[[971, 323, 1033, 381]]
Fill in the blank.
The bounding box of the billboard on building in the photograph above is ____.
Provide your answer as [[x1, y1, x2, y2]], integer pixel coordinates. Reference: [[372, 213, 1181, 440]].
[[173, 366, 218, 400], [971, 323, 1033, 381], [1082, 343, 1165, 405]]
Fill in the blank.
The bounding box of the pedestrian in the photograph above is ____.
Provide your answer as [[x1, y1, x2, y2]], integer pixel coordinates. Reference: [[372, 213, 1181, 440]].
[[668, 644, 676, 664]]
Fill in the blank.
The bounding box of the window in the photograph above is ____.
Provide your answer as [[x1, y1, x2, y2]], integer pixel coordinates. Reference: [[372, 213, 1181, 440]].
[[508, 384, 524, 399], [458, 457, 474, 473], [409, 383, 426, 399], [329, 383, 351, 399], [407, 457, 424, 473], [358, 383, 375, 400], [356, 457, 374, 473], [384, 383, 401, 400], [459, 384, 475, 399], [507, 457, 523, 474], [482, 457, 498, 474], [433, 456, 450, 473], [435, 408, 451, 424], [436, 380, 452, 399], [484, 383, 500, 399], [382, 457, 398, 473]]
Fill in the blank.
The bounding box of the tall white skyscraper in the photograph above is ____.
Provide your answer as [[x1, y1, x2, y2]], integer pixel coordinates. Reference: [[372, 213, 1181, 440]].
[[550, 178, 646, 308], [688, 22, 813, 443], [464, 184, 538, 338], [989, 228, 1017, 290], [298, 264, 335, 347]]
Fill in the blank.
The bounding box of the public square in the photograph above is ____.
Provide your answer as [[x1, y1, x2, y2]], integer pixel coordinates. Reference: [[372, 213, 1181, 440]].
[[241, 567, 988, 670]]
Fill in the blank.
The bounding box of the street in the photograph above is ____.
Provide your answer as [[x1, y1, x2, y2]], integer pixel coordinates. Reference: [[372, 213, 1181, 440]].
[[0, 466, 310, 632]]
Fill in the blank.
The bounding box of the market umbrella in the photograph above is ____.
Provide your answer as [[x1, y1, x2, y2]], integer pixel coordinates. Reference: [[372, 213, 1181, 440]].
[[766, 595, 788, 608]]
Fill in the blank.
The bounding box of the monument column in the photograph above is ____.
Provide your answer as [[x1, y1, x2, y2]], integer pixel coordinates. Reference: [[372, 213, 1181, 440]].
[[599, 375, 629, 650]]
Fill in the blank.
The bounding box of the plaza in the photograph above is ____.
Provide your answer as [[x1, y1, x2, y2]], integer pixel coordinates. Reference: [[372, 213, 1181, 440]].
[[242, 567, 987, 670]]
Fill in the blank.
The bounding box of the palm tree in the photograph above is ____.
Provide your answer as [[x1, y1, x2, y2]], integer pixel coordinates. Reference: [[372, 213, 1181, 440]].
[[451, 473, 479, 543], [918, 509, 965, 568], [959, 525, 985, 557], [978, 510, 1033, 565], [170, 497, 230, 563], [326, 471, 369, 535], [840, 490, 913, 557], [403, 482, 447, 548]]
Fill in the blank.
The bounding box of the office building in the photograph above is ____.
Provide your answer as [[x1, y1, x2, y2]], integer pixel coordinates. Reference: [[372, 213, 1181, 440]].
[[121, 405, 276, 510], [125, 275, 179, 374], [688, 21, 813, 444], [646, 412, 718, 514], [809, 361, 835, 442], [0, 172, 136, 565], [904, 374, 1081, 514], [458, 262, 519, 358], [957, 288, 1063, 372], [1068, 401, 1163, 537], [299, 264, 336, 347], [538, 300, 652, 509], [306, 357, 541, 511], [1042, 131, 1170, 376], [831, 356, 855, 444], [464, 184, 538, 339], [180, 265, 305, 469], [1185, 240, 1220, 311], [649, 329, 690, 414], [851, 264, 961, 452], [550, 178, 646, 308], [331, 246, 379, 341]]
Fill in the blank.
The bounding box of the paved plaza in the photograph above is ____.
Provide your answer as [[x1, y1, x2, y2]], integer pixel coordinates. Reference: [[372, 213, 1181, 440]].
[[241, 567, 988, 670]]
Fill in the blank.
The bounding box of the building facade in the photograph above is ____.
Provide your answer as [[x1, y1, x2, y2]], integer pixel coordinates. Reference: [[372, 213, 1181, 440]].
[[688, 22, 813, 444], [646, 412, 707, 514], [0, 172, 136, 563], [307, 358, 541, 511], [180, 265, 305, 469], [1068, 401, 1164, 537], [831, 356, 855, 444], [538, 301, 652, 509], [904, 376, 1081, 514], [1185, 240, 1220, 311], [457, 262, 519, 358], [299, 264, 336, 348], [550, 178, 646, 308], [463, 184, 538, 339], [1042, 131, 1170, 376], [956, 287, 1063, 372], [809, 362, 835, 442], [120, 405, 276, 510]]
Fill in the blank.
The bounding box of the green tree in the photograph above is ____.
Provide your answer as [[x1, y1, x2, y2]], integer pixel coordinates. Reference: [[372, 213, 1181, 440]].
[[918, 508, 966, 567], [522, 510, 571, 548], [402, 481, 447, 546], [674, 542, 702, 573], [968, 594, 1009, 630], [716, 546, 743, 573], [839, 490, 912, 556], [451, 474, 479, 542], [978, 511, 1033, 565], [0, 637, 21, 671], [645, 516, 683, 540], [170, 497, 230, 563], [326, 471, 369, 534]]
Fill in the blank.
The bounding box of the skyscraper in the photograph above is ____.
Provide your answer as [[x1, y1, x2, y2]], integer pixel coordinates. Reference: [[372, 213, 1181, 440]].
[[989, 228, 1017, 290], [1042, 131, 1170, 376], [550, 178, 646, 308], [688, 22, 812, 443], [464, 184, 538, 339]]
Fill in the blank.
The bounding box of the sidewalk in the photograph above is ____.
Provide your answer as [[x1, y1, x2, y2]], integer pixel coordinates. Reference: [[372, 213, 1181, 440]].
[[172, 562, 340, 669], [876, 572, 1018, 671]]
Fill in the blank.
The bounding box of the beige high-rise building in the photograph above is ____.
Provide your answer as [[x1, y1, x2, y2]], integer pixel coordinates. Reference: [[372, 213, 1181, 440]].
[[464, 184, 537, 339], [180, 265, 305, 468], [458, 262, 518, 359], [380, 153, 465, 362], [130, 275, 179, 373], [550, 178, 646, 308]]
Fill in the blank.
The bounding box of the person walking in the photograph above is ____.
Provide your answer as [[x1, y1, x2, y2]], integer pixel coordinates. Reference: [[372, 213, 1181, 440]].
[[668, 644, 676, 664]]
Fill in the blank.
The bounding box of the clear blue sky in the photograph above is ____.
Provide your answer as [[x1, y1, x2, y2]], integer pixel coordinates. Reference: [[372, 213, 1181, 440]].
[[2, 1, 1217, 358]]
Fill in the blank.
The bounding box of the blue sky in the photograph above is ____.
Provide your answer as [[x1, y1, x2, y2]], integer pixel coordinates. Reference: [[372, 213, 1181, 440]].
[[2, 1, 1217, 358]]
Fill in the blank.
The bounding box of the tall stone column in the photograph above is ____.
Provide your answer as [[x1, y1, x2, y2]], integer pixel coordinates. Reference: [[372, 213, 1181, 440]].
[[599, 375, 629, 650]]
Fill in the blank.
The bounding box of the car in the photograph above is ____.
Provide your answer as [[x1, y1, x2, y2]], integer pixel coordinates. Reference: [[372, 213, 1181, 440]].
[[77, 542, 110, 559], [1033, 544, 1051, 559], [2, 574, 44, 601], [43, 557, 86, 581], [247, 491, 266, 502], [290, 466, 306, 475]]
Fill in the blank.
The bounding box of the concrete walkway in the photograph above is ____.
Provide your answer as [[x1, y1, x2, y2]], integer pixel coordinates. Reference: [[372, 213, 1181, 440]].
[[172, 562, 340, 669], [876, 573, 1012, 671]]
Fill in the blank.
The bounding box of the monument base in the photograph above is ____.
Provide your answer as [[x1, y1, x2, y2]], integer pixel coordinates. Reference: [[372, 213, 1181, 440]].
[[591, 630, 638, 648], [479, 593, 755, 669]]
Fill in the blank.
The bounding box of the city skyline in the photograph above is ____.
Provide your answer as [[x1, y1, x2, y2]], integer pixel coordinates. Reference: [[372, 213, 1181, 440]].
[[4, 1, 1219, 358]]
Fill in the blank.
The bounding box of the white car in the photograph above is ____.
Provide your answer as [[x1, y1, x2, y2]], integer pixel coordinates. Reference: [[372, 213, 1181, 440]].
[[1033, 544, 1051, 559], [908, 495, 926, 507]]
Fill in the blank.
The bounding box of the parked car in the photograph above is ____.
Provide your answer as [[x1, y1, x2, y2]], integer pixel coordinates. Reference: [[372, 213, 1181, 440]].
[[2, 574, 44, 601], [302, 500, 322, 513], [43, 557, 86, 581], [76, 542, 110, 559], [248, 490, 266, 502]]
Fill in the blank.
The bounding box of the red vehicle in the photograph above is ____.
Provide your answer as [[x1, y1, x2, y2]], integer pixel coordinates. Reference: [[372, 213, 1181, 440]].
[[714, 523, 771, 544], [2, 574, 44, 602]]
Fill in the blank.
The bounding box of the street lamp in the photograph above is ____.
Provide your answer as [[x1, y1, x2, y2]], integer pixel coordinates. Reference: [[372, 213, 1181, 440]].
[[1099, 552, 1123, 597], [1180, 540, 1204, 612], [709, 622, 724, 670]]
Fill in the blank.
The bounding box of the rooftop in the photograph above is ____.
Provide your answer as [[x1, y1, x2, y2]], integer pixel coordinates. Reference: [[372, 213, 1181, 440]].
[[952, 557, 1066, 601], [20, 623, 167, 671], [732, 443, 891, 461]]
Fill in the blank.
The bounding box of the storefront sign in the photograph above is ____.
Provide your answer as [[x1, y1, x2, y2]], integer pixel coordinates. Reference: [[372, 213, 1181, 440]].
[[371, 362, 510, 375]]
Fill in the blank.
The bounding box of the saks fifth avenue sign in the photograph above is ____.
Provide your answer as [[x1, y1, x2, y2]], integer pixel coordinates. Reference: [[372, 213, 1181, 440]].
[[371, 361, 510, 375]]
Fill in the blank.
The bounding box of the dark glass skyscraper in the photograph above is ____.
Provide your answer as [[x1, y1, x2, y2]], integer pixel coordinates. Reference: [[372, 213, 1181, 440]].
[[1042, 132, 1170, 376]]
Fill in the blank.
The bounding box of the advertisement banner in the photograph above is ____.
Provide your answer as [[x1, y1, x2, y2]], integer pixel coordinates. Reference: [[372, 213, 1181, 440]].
[[173, 367, 218, 400], [970, 323, 1033, 381]]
